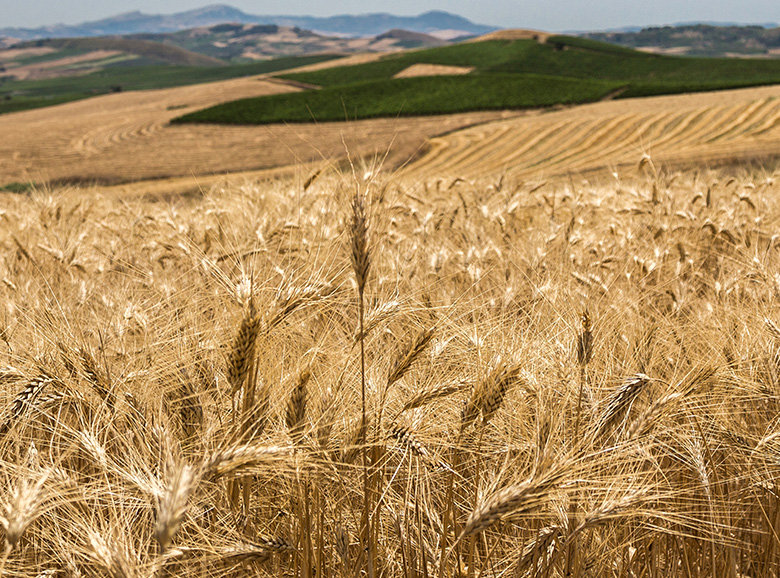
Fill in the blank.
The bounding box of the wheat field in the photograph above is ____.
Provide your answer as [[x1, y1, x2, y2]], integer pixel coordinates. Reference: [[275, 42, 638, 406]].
[[1, 147, 780, 577]]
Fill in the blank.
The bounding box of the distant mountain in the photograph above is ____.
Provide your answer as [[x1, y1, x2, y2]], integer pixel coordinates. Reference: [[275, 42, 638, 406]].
[[0, 5, 496, 41]]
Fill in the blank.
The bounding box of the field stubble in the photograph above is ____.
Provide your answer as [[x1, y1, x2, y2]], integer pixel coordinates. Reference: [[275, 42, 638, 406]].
[[401, 83, 780, 180], [0, 76, 518, 189], [0, 160, 780, 576], [5, 78, 780, 197]]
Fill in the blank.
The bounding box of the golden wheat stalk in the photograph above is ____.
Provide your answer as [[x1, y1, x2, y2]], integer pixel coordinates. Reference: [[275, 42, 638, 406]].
[[227, 304, 262, 397], [0, 473, 49, 551], [515, 525, 562, 576], [353, 298, 402, 343], [387, 423, 431, 460], [171, 368, 204, 449], [0, 372, 58, 437], [286, 368, 311, 444], [349, 186, 374, 577], [78, 347, 113, 406], [87, 530, 134, 578], [626, 392, 684, 440], [154, 463, 197, 553], [461, 463, 567, 538], [387, 327, 435, 387], [591, 373, 651, 441], [480, 360, 521, 424], [203, 444, 292, 479], [220, 537, 296, 564], [569, 490, 646, 537], [398, 380, 468, 414]]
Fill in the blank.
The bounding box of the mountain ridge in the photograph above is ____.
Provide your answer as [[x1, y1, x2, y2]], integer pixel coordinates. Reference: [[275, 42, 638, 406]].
[[0, 5, 496, 41]]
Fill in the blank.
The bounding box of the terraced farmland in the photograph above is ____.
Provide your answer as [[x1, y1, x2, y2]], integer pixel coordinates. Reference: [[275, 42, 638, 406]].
[[401, 85, 780, 179]]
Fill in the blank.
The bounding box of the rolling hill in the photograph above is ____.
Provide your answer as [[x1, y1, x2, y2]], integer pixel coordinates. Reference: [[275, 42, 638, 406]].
[[584, 24, 780, 58], [0, 19, 461, 116], [172, 34, 780, 126]]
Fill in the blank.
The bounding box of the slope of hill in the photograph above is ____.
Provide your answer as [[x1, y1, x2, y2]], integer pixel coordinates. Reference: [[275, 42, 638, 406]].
[[0, 6, 496, 41], [0, 19, 460, 116], [0, 52, 341, 116], [14, 37, 226, 67], [2, 60, 780, 194], [584, 24, 780, 57], [173, 35, 780, 126], [130, 23, 448, 62]]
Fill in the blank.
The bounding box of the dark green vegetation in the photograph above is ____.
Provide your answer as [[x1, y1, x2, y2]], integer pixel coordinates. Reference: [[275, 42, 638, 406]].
[[172, 74, 619, 124], [173, 36, 780, 125], [585, 24, 780, 58], [0, 181, 36, 193], [0, 54, 341, 115]]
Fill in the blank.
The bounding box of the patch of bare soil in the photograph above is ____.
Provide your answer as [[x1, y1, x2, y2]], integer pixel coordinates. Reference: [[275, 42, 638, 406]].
[[0, 46, 56, 60], [470, 29, 551, 43], [6, 50, 124, 80], [278, 52, 388, 75], [393, 64, 474, 78]]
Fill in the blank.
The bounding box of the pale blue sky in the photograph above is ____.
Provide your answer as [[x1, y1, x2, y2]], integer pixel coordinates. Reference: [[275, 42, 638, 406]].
[[1, 1, 779, 32]]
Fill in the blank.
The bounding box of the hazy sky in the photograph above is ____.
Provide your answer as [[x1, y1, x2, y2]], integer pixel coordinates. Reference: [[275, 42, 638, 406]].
[[1, 1, 779, 32]]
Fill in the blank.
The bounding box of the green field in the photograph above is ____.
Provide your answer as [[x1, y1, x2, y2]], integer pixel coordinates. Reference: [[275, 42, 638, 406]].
[[172, 36, 780, 125], [0, 54, 343, 115], [171, 74, 620, 124]]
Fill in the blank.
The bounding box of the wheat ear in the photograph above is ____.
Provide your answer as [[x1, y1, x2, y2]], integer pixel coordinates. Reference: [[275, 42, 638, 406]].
[[480, 360, 521, 424], [286, 368, 311, 445], [591, 373, 651, 441], [387, 327, 435, 387], [0, 472, 49, 551], [203, 444, 292, 480], [155, 463, 197, 553], [227, 303, 261, 396], [0, 372, 58, 437], [461, 464, 567, 538]]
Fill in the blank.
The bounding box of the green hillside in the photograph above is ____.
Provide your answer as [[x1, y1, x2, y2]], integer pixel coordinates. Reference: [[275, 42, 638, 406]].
[[173, 36, 780, 126], [0, 54, 342, 116], [171, 74, 621, 124]]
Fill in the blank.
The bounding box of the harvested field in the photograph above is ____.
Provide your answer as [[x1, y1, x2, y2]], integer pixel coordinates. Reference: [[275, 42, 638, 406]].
[[393, 63, 474, 77], [0, 46, 56, 60], [277, 52, 387, 74], [3, 68, 780, 196], [470, 28, 551, 42], [0, 78, 520, 186], [5, 50, 125, 80], [401, 84, 780, 179]]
